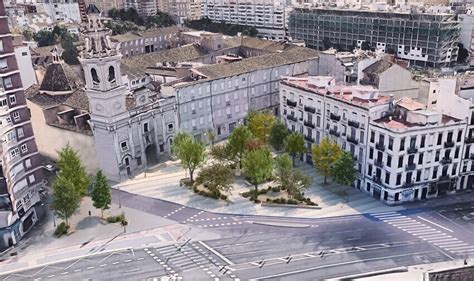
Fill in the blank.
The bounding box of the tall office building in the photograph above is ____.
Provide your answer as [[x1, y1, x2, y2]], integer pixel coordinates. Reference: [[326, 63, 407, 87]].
[[0, 0, 43, 250], [288, 7, 460, 68]]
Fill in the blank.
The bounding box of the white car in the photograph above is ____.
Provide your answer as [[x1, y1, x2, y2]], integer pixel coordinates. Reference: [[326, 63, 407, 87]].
[[44, 164, 56, 172]]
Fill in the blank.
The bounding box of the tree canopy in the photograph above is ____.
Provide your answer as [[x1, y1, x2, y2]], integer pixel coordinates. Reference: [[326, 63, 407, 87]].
[[311, 138, 342, 184], [269, 121, 289, 152], [227, 125, 252, 168], [274, 154, 310, 198], [284, 132, 306, 166], [175, 136, 206, 182], [247, 111, 276, 143], [91, 170, 112, 218], [331, 151, 357, 186], [108, 8, 144, 25], [195, 164, 234, 196], [57, 144, 90, 196], [51, 175, 81, 226], [242, 148, 273, 192], [146, 11, 175, 28]]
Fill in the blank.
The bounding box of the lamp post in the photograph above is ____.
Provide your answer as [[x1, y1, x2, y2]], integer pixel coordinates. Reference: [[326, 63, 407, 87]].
[[118, 164, 124, 209]]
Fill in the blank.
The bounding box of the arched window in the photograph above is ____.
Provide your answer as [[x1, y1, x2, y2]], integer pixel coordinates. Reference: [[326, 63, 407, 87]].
[[108, 66, 116, 83], [91, 68, 100, 85]]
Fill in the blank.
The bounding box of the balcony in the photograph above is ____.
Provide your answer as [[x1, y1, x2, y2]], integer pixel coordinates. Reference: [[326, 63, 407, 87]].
[[304, 135, 314, 142], [348, 120, 359, 128], [374, 160, 383, 168], [405, 163, 416, 171], [304, 106, 316, 113], [403, 181, 415, 188], [439, 175, 450, 182], [407, 146, 418, 154], [287, 115, 297, 122], [441, 157, 452, 165], [375, 143, 385, 151], [303, 120, 315, 128], [330, 113, 341, 121], [373, 177, 382, 185], [347, 135, 358, 145], [444, 141, 455, 148], [466, 137, 474, 144], [470, 153, 474, 160], [286, 100, 297, 107], [329, 129, 340, 137]]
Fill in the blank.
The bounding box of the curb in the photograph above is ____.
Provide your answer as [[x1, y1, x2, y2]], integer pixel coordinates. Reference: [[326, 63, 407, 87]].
[[261, 202, 322, 209], [250, 221, 311, 228], [328, 266, 408, 280]]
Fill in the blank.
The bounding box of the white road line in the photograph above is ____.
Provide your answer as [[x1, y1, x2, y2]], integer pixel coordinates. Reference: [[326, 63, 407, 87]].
[[373, 211, 398, 216], [100, 264, 107, 267], [373, 214, 402, 219], [417, 216, 454, 233], [418, 233, 450, 238], [74, 269, 81, 272], [87, 266, 95, 270], [198, 241, 235, 266], [445, 245, 474, 251], [435, 242, 468, 247]]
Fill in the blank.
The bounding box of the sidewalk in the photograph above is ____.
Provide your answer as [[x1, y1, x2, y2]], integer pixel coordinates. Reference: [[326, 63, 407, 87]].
[[115, 160, 407, 218], [0, 196, 218, 274]]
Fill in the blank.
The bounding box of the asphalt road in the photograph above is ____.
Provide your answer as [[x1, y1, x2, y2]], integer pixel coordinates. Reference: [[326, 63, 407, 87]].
[[1, 191, 474, 280]]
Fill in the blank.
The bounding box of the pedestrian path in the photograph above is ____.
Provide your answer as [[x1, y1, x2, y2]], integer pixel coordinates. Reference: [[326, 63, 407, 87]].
[[371, 212, 474, 257]]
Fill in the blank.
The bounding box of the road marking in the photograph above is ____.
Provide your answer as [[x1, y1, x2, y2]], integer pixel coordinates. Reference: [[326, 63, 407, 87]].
[[373, 211, 398, 216], [87, 266, 95, 270], [112, 261, 119, 265], [60, 272, 68, 275], [74, 269, 81, 272], [417, 216, 454, 233], [124, 259, 132, 263], [433, 241, 466, 246], [47, 275, 55, 278], [445, 245, 474, 251], [198, 241, 235, 266], [100, 264, 107, 267]]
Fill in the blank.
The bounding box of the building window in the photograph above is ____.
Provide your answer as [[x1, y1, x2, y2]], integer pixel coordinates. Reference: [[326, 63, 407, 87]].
[[168, 123, 174, 132], [432, 167, 438, 179], [418, 153, 423, 164], [120, 141, 128, 151], [457, 130, 462, 142], [385, 172, 390, 185], [3, 77, 12, 89], [455, 147, 460, 159], [437, 133, 443, 145], [370, 131, 374, 143], [400, 137, 405, 151], [7, 131, 15, 142], [28, 174, 35, 184], [396, 174, 401, 185], [12, 111, 20, 121], [369, 148, 373, 159], [17, 127, 24, 138], [108, 66, 116, 83], [9, 95, 16, 105], [137, 156, 142, 166], [143, 123, 149, 133], [421, 135, 426, 148], [91, 68, 100, 85], [0, 98, 6, 107], [0, 59, 7, 70], [0, 40, 3, 52], [387, 155, 392, 167], [398, 156, 403, 168], [10, 148, 19, 159], [20, 143, 27, 153]]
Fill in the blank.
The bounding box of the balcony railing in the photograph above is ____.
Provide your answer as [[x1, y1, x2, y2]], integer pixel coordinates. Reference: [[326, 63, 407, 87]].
[[439, 175, 450, 182], [303, 120, 315, 128], [374, 160, 383, 168], [441, 157, 452, 165], [329, 129, 340, 137], [407, 146, 418, 154], [375, 143, 385, 151], [287, 115, 297, 122], [403, 181, 415, 188], [304, 135, 315, 142], [330, 113, 341, 121], [466, 137, 474, 144], [347, 135, 358, 144], [444, 141, 455, 148], [304, 106, 316, 113], [348, 120, 359, 128], [405, 163, 416, 171], [373, 177, 382, 185], [287, 100, 297, 107]]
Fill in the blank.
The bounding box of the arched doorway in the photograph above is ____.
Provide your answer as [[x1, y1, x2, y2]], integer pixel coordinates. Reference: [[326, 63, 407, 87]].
[[145, 144, 159, 167]]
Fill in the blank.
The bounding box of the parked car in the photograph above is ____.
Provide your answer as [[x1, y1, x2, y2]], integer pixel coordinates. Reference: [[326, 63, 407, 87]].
[[44, 164, 56, 172]]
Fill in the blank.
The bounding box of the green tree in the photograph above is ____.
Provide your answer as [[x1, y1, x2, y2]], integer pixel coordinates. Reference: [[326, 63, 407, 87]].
[[51, 175, 81, 227], [57, 144, 90, 196], [274, 154, 292, 188], [147, 10, 175, 28], [242, 148, 273, 192], [22, 29, 34, 41], [227, 125, 252, 168], [269, 121, 289, 152], [285, 170, 311, 199], [331, 151, 357, 198], [195, 164, 234, 196], [247, 111, 276, 143], [311, 138, 342, 184], [284, 132, 306, 167], [176, 138, 205, 182], [207, 128, 216, 147], [172, 131, 192, 157], [61, 34, 79, 65], [91, 170, 112, 218], [34, 30, 55, 47]]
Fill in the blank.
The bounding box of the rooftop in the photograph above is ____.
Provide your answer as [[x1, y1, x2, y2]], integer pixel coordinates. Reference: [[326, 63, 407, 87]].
[[26, 84, 89, 111], [363, 60, 394, 76], [397, 97, 426, 111], [373, 114, 461, 130], [281, 76, 390, 110], [39, 63, 83, 93]]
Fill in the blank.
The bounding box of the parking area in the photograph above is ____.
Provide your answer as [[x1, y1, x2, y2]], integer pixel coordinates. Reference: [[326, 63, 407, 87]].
[[438, 203, 474, 227]]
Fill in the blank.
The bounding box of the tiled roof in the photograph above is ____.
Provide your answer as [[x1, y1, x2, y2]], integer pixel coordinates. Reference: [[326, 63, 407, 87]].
[[363, 60, 393, 76], [122, 44, 208, 69], [396, 97, 426, 111], [39, 63, 73, 92], [26, 84, 89, 111], [189, 47, 318, 82], [140, 26, 184, 38], [121, 63, 147, 80], [111, 33, 142, 42]]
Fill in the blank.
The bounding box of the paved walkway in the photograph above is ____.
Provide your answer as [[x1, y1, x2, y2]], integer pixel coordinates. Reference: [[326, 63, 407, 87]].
[[115, 160, 406, 218]]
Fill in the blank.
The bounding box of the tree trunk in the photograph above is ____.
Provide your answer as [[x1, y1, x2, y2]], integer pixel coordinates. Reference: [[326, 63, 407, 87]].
[[292, 154, 296, 167], [189, 169, 194, 182], [323, 176, 327, 185], [101, 209, 103, 219], [65, 216, 69, 227], [254, 183, 258, 193]]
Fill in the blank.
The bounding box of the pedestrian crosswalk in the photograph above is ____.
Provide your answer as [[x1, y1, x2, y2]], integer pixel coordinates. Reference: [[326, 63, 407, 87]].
[[371, 212, 474, 256]]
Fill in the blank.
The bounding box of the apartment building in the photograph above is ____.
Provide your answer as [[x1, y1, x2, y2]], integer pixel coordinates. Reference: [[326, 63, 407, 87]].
[[0, 1, 44, 250], [160, 47, 319, 142], [42, 0, 82, 22], [288, 7, 460, 68], [280, 75, 470, 204], [201, 0, 289, 40], [280, 76, 390, 190], [84, 0, 124, 14]]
